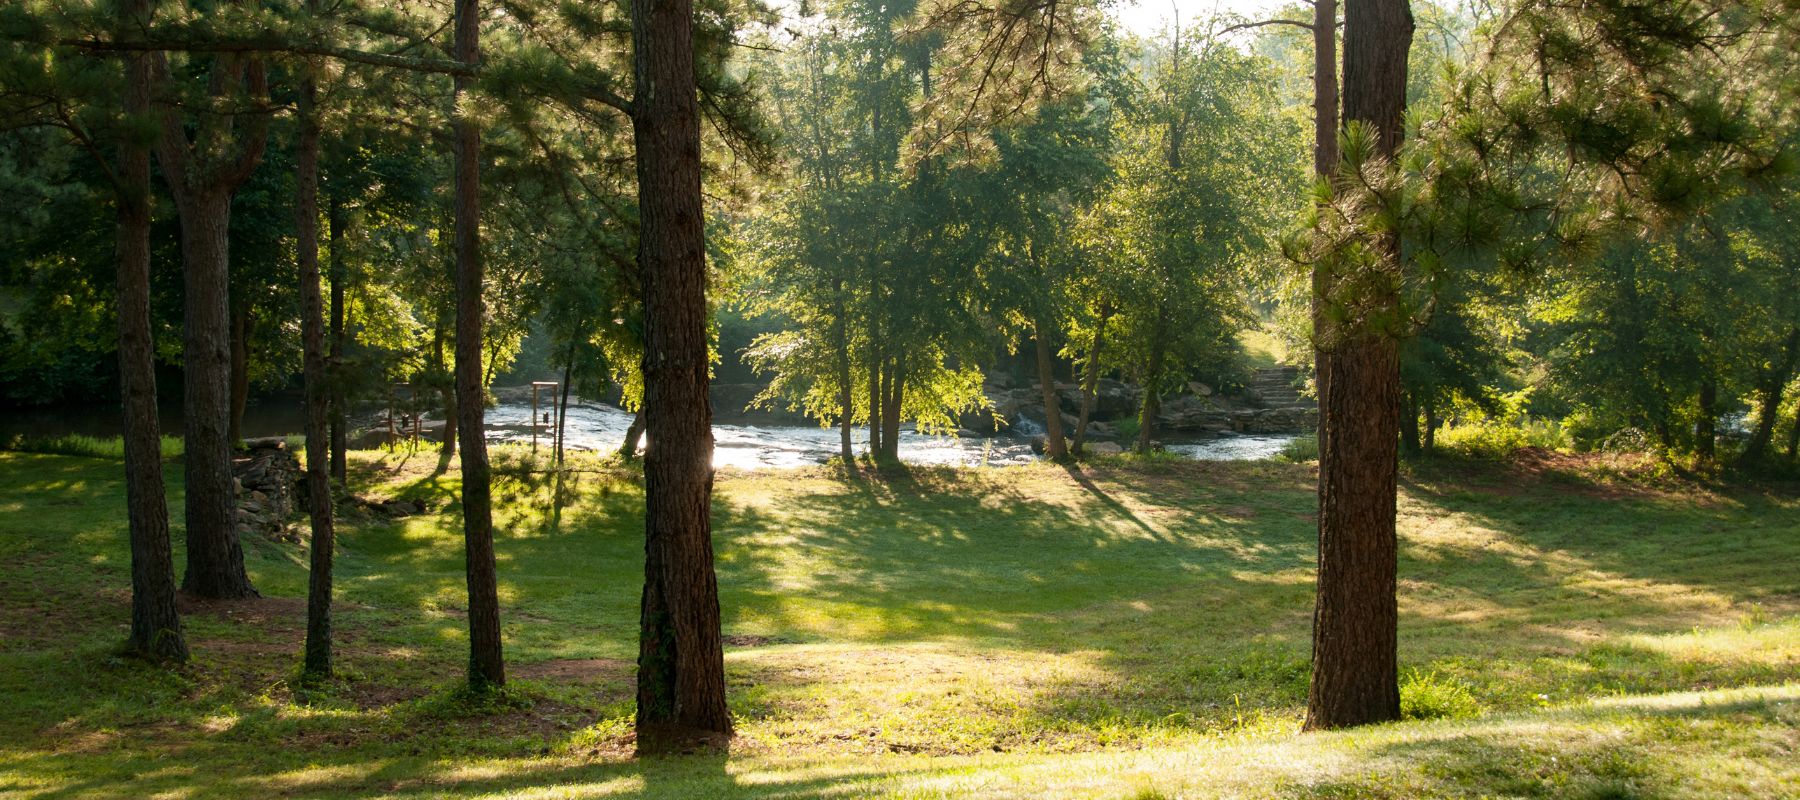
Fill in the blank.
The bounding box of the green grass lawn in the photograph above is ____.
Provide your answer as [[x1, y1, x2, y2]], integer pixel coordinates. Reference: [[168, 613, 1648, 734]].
[[0, 447, 1795, 798]]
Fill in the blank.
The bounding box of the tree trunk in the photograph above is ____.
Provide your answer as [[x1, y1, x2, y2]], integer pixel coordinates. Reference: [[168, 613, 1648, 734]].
[[1739, 328, 1798, 465], [833, 286, 852, 462], [153, 47, 267, 601], [556, 349, 574, 466], [435, 320, 457, 460], [327, 195, 348, 484], [867, 345, 884, 458], [1423, 401, 1439, 452], [228, 303, 250, 444], [1787, 398, 1800, 461], [1304, 0, 1411, 732], [1072, 306, 1110, 456], [1314, 0, 1339, 178], [117, 20, 186, 661], [632, 0, 733, 751], [881, 357, 904, 461], [174, 189, 257, 599], [1399, 393, 1421, 455], [1696, 377, 1717, 462], [295, 66, 335, 680], [621, 411, 646, 461], [1034, 316, 1067, 459], [1136, 317, 1167, 455], [453, 0, 504, 690]]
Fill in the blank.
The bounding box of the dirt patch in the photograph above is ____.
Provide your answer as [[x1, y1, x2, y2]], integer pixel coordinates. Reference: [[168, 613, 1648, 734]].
[[513, 658, 632, 684], [177, 595, 307, 627]]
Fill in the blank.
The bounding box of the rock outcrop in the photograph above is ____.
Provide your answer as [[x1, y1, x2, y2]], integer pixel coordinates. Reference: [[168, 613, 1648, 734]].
[[234, 437, 301, 542]]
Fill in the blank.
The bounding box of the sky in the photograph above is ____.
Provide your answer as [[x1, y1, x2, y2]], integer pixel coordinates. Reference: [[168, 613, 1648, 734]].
[[1109, 0, 1300, 36]]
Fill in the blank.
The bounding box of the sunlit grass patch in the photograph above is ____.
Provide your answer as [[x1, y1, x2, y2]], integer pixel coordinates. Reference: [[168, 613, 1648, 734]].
[[0, 450, 1795, 798]]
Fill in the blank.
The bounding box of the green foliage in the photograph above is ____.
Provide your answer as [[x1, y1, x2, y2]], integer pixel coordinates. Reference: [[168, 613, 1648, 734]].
[[1400, 669, 1483, 721], [1276, 433, 1318, 463], [0, 433, 182, 459]]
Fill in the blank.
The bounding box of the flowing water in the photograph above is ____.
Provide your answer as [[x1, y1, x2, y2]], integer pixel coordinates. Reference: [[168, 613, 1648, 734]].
[[2, 396, 1301, 469], [487, 400, 1299, 470]]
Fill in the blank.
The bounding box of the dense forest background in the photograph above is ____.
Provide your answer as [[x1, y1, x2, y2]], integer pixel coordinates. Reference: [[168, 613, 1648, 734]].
[[5, 0, 1796, 468]]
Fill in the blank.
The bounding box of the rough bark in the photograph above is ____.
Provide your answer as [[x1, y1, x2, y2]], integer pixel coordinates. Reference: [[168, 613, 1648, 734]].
[[632, 0, 733, 751], [153, 48, 267, 600], [452, 0, 504, 690], [118, 15, 186, 660], [173, 189, 257, 599], [1034, 317, 1067, 458], [1314, 0, 1339, 178], [1305, 0, 1410, 731], [327, 195, 348, 484], [1072, 306, 1109, 456], [296, 66, 335, 680]]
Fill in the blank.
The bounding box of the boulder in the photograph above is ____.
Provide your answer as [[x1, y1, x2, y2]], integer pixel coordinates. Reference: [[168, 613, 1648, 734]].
[[1086, 441, 1124, 456]]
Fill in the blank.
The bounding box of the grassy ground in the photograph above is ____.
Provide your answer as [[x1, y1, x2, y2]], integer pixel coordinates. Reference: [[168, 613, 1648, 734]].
[[0, 445, 1795, 799]]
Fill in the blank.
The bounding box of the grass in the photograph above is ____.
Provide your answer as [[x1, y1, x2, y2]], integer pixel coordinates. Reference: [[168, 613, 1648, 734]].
[[0, 445, 1796, 798], [1238, 325, 1287, 370]]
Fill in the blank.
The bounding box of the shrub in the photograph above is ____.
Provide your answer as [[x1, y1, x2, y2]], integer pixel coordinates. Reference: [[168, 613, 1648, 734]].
[[1277, 434, 1318, 462], [0, 433, 183, 460], [1436, 417, 1569, 460], [1400, 669, 1483, 720]]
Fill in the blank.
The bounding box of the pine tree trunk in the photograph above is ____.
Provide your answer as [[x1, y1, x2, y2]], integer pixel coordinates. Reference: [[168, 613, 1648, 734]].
[[453, 0, 504, 690], [118, 21, 186, 661], [1072, 307, 1109, 456], [1314, 0, 1339, 177], [153, 48, 268, 602], [296, 68, 335, 680], [1034, 317, 1067, 458], [229, 303, 250, 444], [327, 195, 348, 484], [631, 0, 733, 751], [1305, 0, 1411, 732], [175, 189, 257, 600]]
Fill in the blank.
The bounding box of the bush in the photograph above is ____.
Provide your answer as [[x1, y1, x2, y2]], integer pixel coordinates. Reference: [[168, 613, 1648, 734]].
[[1400, 669, 1483, 720], [1277, 434, 1318, 462], [1435, 417, 1569, 460], [0, 433, 183, 460]]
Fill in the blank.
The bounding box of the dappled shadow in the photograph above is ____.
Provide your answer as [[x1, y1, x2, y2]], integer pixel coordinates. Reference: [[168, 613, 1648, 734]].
[[5, 449, 1799, 795]]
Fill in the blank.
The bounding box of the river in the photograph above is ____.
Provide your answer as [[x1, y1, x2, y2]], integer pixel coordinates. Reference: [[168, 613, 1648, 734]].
[[486, 400, 1300, 469]]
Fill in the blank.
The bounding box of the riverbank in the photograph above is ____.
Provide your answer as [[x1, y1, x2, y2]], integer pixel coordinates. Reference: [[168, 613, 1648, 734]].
[[0, 451, 1794, 798]]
